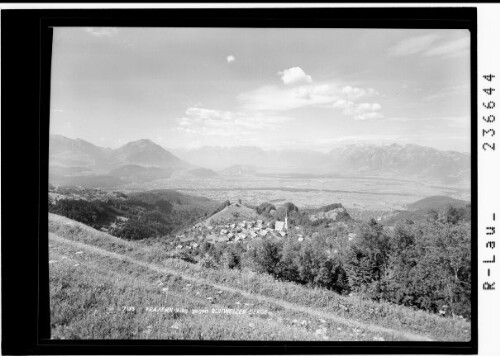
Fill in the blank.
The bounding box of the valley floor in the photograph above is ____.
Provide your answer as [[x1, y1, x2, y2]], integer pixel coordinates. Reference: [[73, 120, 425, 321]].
[[49, 214, 471, 341]]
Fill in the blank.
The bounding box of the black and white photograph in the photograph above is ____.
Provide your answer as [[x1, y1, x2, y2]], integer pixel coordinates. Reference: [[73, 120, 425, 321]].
[[47, 25, 472, 342]]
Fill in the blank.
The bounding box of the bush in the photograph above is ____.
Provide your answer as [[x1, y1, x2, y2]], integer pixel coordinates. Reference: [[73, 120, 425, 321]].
[[256, 202, 276, 216], [242, 235, 351, 294], [199, 255, 219, 269], [115, 219, 156, 240], [221, 248, 241, 270]]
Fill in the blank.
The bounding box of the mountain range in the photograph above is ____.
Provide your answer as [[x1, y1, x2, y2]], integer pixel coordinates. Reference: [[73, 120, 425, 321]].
[[49, 135, 470, 188], [172, 143, 470, 185]]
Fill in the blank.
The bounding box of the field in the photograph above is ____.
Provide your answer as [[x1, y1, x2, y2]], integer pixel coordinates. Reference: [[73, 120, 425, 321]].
[[111, 173, 471, 212], [49, 213, 471, 341]]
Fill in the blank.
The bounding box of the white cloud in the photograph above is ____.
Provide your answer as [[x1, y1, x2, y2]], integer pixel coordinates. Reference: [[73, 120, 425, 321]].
[[226, 55, 235, 63], [341, 86, 366, 99], [84, 27, 118, 37], [333, 101, 383, 120], [388, 34, 440, 57], [423, 37, 469, 57], [239, 84, 337, 111], [176, 107, 291, 137], [388, 33, 469, 58], [278, 67, 313, 85], [423, 85, 468, 101], [331, 99, 354, 110], [239, 80, 383, 122], [353, 112, 384, 120]]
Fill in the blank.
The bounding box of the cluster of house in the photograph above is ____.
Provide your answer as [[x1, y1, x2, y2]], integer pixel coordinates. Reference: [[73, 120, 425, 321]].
[[171, 211, 357, 251], [173, 213, 297, 250]]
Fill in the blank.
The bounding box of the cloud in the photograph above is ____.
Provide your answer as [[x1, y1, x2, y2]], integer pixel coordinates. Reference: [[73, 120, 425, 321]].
[[346, 102, 383, 120], [331, 100, 383, 120], [83, 27, 118, 37], [385, 115, 469, 128], [176, 107, 291, 137], [388, 34, 440, 57], [341, 86, 366, 99], [353, 112, 384, 120], [226, 55, 235, 63], [238, 84, 337, 111], [239, 80, 383, 121], [388, 33, 469, 58], [423, 85, 468, 101], [278, 67, 313, 85], [423, 37, 469, 57], [319, 135, 410, 146]]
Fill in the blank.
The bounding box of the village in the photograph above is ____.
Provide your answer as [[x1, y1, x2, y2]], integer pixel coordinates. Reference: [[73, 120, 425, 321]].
[[172, 211, 301, 250], [172, 209, 357, 251]]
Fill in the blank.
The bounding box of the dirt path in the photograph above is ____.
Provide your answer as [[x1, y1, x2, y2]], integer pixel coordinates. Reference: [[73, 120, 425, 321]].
[[49, 233, 433, 341]]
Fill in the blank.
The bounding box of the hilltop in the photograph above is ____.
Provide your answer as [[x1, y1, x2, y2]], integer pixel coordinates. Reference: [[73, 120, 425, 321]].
[[380, 195, 471, 226], [204, 203, 262, 226], [406, 195, 470, 211]]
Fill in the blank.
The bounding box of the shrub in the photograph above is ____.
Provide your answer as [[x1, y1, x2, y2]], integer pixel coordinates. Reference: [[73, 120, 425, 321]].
[[256, 202, 277, 216], [115, 219, 156, 240], [198, 255, 219, 269], [221, 248, 241, 270]]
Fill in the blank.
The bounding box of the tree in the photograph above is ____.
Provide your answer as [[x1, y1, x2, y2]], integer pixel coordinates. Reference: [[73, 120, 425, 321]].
[[382, 217, 471, 319], [245, 239, 282, 275], [344, 219, 391, 298], [256, 202, 276, 216]]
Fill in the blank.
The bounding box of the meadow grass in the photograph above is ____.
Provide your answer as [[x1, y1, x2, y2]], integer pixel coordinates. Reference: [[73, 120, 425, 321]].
[[49, 213, 470, 341], [50, 239, 383, 340]]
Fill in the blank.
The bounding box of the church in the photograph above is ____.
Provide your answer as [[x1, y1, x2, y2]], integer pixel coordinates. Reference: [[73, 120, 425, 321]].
[[275, 210, 288, 232]]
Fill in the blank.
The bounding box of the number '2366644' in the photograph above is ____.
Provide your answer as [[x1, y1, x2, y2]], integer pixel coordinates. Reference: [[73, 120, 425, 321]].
[[482, 74, 496, 151]]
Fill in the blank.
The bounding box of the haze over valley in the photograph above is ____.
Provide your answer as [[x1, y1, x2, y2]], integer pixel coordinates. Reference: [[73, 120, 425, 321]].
[[49, 134, 470, 214]]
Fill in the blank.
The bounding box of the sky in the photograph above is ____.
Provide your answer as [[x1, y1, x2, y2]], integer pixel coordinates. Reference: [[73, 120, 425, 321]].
[[50, 27, 471, 153]]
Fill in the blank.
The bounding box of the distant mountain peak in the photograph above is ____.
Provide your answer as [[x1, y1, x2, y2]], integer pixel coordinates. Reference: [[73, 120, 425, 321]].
[[50, 135, 190, 171], [119, 138, 161, 149]]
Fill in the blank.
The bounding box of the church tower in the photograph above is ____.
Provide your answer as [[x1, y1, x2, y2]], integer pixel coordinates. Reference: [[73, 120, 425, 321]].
[[284, 210, 288, 230]]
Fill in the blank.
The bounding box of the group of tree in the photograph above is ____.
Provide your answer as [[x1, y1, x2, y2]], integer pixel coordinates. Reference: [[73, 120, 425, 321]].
[[197, 204, 471, 320], [49, 196, 206, 240]]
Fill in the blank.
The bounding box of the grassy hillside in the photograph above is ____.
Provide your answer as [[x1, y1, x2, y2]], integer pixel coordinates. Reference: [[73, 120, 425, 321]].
[[48, 188, 223, 239], [406, 195, 470, 211], [204, 203, 262, 226], [128, 189, 220, 213], [49, 213, 470, 341], [381, 196, 471, 226]]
